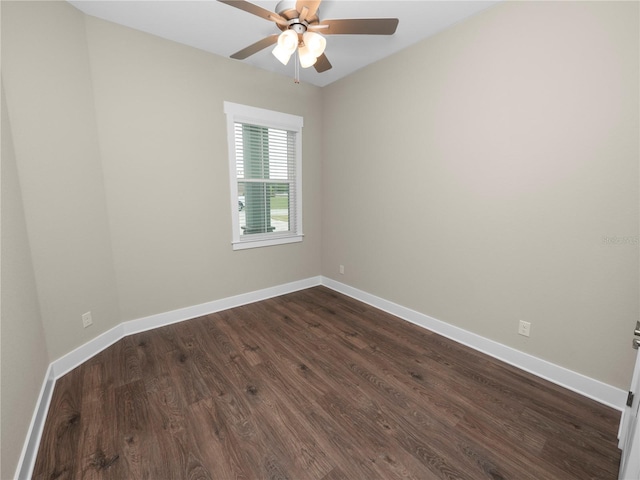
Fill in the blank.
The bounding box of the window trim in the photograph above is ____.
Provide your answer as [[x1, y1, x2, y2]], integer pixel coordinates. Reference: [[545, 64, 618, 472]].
[[224, 101, 303, 250]]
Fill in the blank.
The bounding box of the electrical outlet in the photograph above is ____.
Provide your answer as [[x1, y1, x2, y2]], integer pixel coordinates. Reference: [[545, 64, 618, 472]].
[[518, 320, 531, 337], [339, 265, 345, 275], [82, 311, 93, 328]]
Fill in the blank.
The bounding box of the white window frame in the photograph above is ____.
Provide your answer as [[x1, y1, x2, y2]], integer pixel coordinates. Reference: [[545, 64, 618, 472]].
[[224, 101, 303, 250]]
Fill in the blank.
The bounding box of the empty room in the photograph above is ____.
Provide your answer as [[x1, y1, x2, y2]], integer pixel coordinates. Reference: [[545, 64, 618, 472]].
[[2, 0, 639, 478]]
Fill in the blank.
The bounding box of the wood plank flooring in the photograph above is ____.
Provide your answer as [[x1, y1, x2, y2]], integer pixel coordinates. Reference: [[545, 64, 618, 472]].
[[33, 286, 622, 479]]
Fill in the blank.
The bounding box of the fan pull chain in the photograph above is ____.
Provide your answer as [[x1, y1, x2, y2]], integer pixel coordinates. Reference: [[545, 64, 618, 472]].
[[294, 48, 300, 84]]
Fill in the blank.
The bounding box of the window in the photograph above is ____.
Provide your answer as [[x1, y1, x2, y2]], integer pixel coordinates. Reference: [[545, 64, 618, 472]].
[[224, 102, 303, 250]]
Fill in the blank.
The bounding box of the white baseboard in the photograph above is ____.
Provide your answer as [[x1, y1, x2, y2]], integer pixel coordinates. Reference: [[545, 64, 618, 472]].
[[16, 275, 322, 479], [52, 276, 322, 379], [14, 364, 56, 480], [52, 323, 124, 379], [16, 274, 626, 479], [321, 276, 627, 412], [123, 276, 322, 336]]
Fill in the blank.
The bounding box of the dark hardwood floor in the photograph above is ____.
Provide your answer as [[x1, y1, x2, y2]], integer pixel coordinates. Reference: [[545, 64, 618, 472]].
[[33, 286, 622, 479]]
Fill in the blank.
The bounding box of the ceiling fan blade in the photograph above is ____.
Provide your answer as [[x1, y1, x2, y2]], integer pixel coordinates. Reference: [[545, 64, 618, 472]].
[[320, 18, 399, 35], [298, 6, 309, 23], [296, 0, 321, 20], [307, 24, 329, 31], [314, 53, 332, 73], [230, 34, 279, 59], [218, 0, 287, 25]]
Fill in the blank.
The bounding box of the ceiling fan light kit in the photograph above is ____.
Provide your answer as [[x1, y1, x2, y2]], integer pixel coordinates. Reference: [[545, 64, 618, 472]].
[[219, 0, 399, 79], [271, 4, 326, 69]]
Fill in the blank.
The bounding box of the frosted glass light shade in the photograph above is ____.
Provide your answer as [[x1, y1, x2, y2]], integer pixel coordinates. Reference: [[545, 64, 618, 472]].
[[272, 44, 294, 65], [298, 45, 317, 68], [272, 29, 298, 65], [278, 29, 298, 52], [302, 31, 326, 57]]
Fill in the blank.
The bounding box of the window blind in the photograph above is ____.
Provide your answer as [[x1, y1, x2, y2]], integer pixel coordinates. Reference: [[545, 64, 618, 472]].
[[234, 122, 297, 237]]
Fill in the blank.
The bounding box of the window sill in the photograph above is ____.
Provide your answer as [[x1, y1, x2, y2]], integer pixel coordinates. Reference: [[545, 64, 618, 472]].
[[232, 234, 303, 251]]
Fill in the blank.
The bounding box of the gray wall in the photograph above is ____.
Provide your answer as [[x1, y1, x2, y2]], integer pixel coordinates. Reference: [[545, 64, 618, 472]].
[[322, 1, 639, 389], [2, 0, 121, 362], [84, 15, 324, 322], [1, 82, 50, 480]]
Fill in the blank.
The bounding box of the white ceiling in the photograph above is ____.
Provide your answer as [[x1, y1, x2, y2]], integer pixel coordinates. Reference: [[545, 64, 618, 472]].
[[68, 0, 500, 87]]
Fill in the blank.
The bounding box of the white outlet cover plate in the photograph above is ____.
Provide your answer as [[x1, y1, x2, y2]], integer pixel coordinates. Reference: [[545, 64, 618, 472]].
[[518, 320, 530, 337]]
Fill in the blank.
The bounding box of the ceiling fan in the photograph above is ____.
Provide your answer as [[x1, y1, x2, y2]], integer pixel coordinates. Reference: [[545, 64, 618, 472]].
[[218, 0, 399, 73]]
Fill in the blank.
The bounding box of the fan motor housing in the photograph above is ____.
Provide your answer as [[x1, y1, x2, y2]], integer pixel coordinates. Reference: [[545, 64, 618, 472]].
[[275, 0, 320, 30]]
